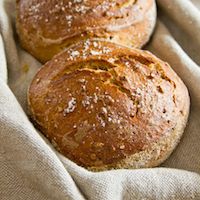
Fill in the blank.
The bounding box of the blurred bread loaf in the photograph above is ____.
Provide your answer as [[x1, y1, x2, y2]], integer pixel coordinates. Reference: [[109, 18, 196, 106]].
[[16, 0, 156, 63]]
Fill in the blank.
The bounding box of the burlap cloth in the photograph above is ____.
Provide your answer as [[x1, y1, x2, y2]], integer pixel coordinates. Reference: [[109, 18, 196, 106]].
[[0, 0, 200, 199]]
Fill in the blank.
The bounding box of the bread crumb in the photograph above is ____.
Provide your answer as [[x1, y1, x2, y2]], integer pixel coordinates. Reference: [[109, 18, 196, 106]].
[[22, 64, 29, 73]]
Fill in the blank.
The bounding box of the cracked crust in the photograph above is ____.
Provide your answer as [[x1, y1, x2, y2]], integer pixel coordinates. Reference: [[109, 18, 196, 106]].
[[28, 40, 190, 171], [16, 0, 156, 63]]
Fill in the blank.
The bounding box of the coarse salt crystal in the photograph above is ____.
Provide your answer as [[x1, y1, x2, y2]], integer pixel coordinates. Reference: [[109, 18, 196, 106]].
[[64, 97, 77, 114]]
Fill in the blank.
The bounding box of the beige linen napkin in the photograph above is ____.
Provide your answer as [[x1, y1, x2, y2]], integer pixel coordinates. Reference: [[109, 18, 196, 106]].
[[1, 0, 200, 199]]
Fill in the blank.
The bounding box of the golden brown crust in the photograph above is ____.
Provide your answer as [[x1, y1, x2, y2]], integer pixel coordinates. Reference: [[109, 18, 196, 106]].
[[28, 40, 190, 170], [16, 0, 156, 63]]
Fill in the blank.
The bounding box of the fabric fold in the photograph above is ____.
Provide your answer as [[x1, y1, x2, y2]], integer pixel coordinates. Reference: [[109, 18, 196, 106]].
[[157, 0, 200, 46], [0, 79, 85, 200], [0, 34, 7, 82]]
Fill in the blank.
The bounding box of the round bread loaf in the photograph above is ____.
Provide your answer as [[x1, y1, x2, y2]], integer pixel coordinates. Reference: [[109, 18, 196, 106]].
[[16, 0, 156, 63], [28, 40, 190, 171]]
